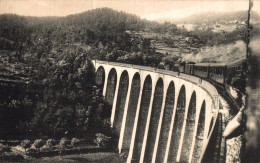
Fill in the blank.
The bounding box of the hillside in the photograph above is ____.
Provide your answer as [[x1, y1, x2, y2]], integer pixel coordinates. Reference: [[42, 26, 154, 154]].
[[0, 8, 161, 58], [157, 11, 260, 25], [0, 8, 154, 43], [0, 8, 248, 67], [156, 11, 258, 34]]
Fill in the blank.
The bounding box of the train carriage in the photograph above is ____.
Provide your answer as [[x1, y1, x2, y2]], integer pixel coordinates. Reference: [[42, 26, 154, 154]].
[[185, 62, 196, 75], [193, 63, 210, 78], [175, 57, 246, 87], [209, 63, 227, 85]]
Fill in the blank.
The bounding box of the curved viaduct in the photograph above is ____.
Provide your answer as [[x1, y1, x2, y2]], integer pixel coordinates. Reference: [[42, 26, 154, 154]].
[[92, 60, 226, 163]]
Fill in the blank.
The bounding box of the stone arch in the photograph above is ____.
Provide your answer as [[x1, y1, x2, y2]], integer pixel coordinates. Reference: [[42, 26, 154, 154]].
[[156, 81, 175, 162], [96, 66, 105, 90], [122, 72, 141, 150], [168, 85, 186, 162], [113, 70, 129, 135], [180, 91, 197, 162], [105, 68, 117, 106], [208, 117, 214, 137], [192, 100, 206, 162], [144, 78, 164, 162], [133, 75, 152, 160], [203, 113, 224, 163]]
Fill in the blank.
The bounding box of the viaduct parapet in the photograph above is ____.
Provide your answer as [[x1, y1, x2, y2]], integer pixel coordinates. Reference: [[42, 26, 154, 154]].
[[92, 60, 226, 163]]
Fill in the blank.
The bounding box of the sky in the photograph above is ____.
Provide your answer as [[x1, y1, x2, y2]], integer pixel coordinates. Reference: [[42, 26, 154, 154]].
[[0, 0, 258, 20]]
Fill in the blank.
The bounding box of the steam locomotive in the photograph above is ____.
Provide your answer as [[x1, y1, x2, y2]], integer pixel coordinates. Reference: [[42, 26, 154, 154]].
[[172, 57, 247, 87]]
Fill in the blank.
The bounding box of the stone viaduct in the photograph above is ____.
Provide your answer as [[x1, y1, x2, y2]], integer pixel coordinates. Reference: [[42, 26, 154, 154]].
[[92, 60, 226, 163]]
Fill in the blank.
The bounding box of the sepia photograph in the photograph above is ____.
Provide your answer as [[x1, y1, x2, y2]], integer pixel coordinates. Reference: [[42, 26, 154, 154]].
[[0, 0, 259, 162]]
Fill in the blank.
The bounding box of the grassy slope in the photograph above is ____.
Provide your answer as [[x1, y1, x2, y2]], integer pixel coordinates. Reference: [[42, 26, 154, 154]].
[[29, 152, 125, 163]]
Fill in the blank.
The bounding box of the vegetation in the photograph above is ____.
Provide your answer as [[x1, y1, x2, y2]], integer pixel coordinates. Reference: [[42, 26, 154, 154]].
[[45, 139, 55, 149], [30, 152, 125, 162], [173, 11, 250, 24], [59, 138, 68, 156], [94, 133, 112, 148], [21, 139, 31, 152], [0, 8, 162, 144], [187, 26, 247, 46], [0, 8, 249, 160], [71, 138, 80, 148], [33, 139, 44, 153], [0, 143, 10, 153], [0, 8, 247, 64]]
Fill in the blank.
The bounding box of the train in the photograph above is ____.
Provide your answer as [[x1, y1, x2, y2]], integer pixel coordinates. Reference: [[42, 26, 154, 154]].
[[170, 57, 247, 87]]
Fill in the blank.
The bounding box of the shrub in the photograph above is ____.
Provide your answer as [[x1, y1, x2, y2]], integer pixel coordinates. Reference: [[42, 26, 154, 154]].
[[103, 118, 111, 128], [71, 138, 80, 148], [21, 139, 31, 152], [33, 139, 44, 151], [59, 138, 67, 148], [45, 139, 55, 149], [59, 138, 67, 156], [94, 133, 111, 147], [0, 143, 11, 153]]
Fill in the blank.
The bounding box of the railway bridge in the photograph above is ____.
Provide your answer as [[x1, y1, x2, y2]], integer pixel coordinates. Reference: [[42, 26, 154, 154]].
[[92, 60, 227, 163]]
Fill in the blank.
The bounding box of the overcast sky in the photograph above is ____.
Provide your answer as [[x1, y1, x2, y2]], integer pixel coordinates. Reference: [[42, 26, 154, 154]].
[[0, 0, 257, 20]]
